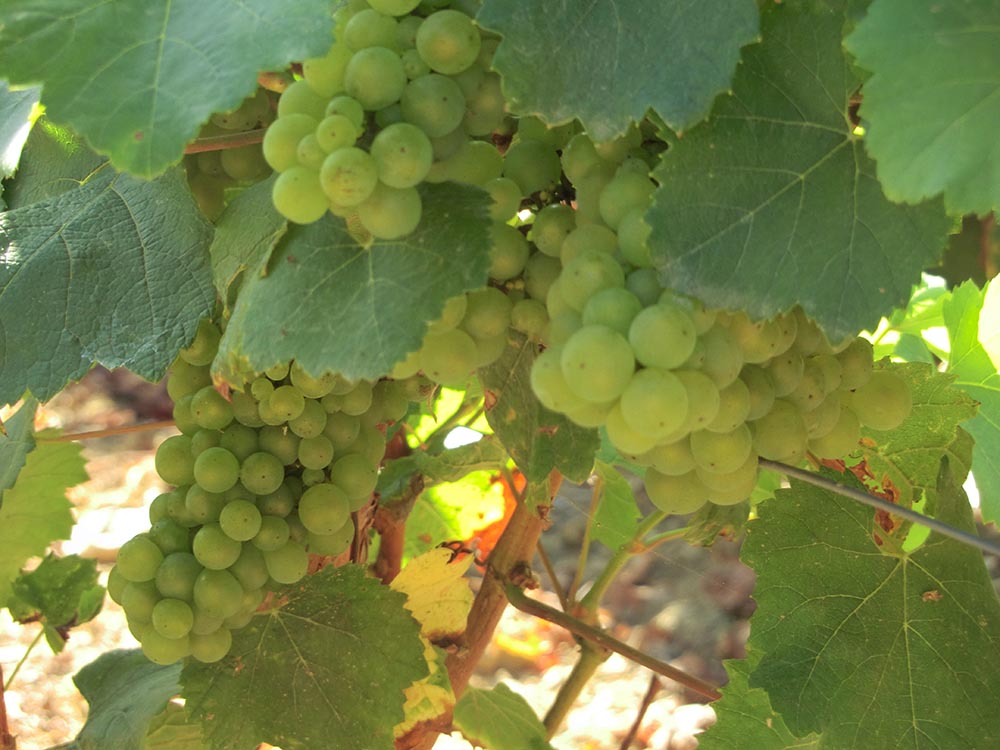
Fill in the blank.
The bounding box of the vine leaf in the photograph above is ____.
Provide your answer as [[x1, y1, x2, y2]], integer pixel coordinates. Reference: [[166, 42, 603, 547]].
[[453, 682, 553, 750], [182, 564, 427, 750], [743, 461, 1000, 746], [72, 649, 183, 750], [144, 702, 209, 750], [413, 435, 508, 483], [477, 0, 759, 139], [0, 436, 85, 606], [647, 0, 950, 342], [0, 0, 334, 177], [858, 363, 977, 506], [591, 460, 641, 552], [0, 81, 40, 206], [697, 653, 821, 749], [845, 0, 1000, 215], [0, 397, 37, 506], [215, 182, 492, 384], [0, 167, 215, 406], [943, 281, 1000, 524], [479, 332, 599, 484]]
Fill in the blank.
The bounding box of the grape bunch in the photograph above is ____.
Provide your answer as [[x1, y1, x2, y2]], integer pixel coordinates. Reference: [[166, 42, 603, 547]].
[[108, 320, 427, 665], [526, 130, 912, 516]]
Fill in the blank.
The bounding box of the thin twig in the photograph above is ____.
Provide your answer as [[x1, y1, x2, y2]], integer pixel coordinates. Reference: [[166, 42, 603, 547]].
[[619, 674, 661, 750], [635, 526, 689, 553], [760, 459, 1000, 557], [505, 583, 721, 701], [535, 538, 569, 611], [0, 664, 14, 750], [38, 420, 175, 443], [4, 629, 44, 691], [183, 129, 266, 154]]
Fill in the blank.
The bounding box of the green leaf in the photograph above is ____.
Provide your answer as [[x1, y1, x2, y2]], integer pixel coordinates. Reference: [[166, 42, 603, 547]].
[[145, 702, 209, 750], [845, 0, 1000, 215], [943, 281, 1000, 523], [858, 363, 977, 505], [209, 175, 286, 308], [215, 182, 492, 384], [0, 396, 37, 505], [0, 81, 40, 203], [698, 654, 821, 750], [744, 461, 1000, 746], [0, 437, 85, 605], [182, 565, 427, 750], [590, 460, 640, 551], [413, 436, 508, 483], [477, 0, 759, 138], [0, 166, 215, 405], [453, 682, 553, 750], [8, 553, 103, 651], [647, 0, 951, 342], [73, 649, 183, 750], [0, 0, 335, 177]]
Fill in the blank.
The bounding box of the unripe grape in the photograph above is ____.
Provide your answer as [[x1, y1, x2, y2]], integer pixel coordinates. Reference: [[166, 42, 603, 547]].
[[344, 9, 399, 51], [619, 368, 689, 440], [272, 167, 328, 224], [560, 325, 635, 403], [850, 371, 911, 431], [808, 406, 862, 458], [752, 399, 807, 461], [641, 438, 697, 476], [529, 204, 576, 258], [117, 536, 164, 583], [605, 402, 657, 456], [690, 425, 753, 475], [644, 469, 710, 515], [837, 338, 875, 390], [629, 302, 698, 370], [358, 182, 422, 239], [503, 139, 561, 195], [194, 447, 240, 493], [263, 114, 318, 173], [345, 46, 407, 110], [416, 10, 481, 75], [401, 74, 466, 137]]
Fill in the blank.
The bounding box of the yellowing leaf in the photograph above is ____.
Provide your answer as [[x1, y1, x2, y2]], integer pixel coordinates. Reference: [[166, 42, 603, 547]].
[[394, 642, 454, 740], [391, 547, 473, 642]]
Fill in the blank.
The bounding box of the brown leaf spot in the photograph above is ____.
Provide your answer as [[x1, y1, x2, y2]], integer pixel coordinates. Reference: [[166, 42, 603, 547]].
[[134, 131, 144, 141], [482, 388, 498, 411], [922, 590, 943, 602]]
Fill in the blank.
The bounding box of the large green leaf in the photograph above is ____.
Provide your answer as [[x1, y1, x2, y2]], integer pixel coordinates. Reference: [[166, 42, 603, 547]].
[[845, 0, 1000, 215], [453, 683, 553, 750], [144, 702, 209, 750], [479, 332, 599, 484], [0, 81, 40, 205], [0, 396, 36, 504], [0, 166, 215, 405], [943, 281, 1000, 523], [744, 462, 1000, 746], [182, 565, 427, 750], [0, 437, 85, 605], [477, 0, 759, 139], [590, 460, 641, 552], [215, 182, 492, 384], [73, 649, 183, 750], [647, 0, 950, 342], [0, 1, 334, 177]]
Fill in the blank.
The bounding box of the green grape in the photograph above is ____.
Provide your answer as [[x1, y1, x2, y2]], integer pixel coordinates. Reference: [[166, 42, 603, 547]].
[[344, 9, 399, 50], [416, 10, 481, 75], [269, 385, 306, 421], [751, 399, 808, 462], [240, 452, 286, 495], [155, 435, 196, 486], [192, 523, 242, 570], [155, 553, 202, 601], [193, 569, 244, 620], [219, 499, 263, 542], [340, 381, 374, 416], [516, 116, 574, 148], [228, 544, 270, 590], [402, 48, 431, 79], [803, 390, 842, 439], [190, 386, 233, 430], [849, 371, 911, 431], [644, 469, 710, 515], [264, 542, 310, 585], [529, 204, 575, 258], [699, 326, 744, 388], [219, 423, 259, 462], [117, 536, 164, 583], [231, 390, 265, 428], [530, 348, 587, 414], [625, 268, 662, 307], [298, 483, 351, 535], [344, 46, 407, 110], [810, 353, 843, 394], [619, 368, 689, 440], [370, 122, 433, 188], [560, 325, 635, 403], [370, 380, 410, 424], [461, 287, 512, 340], [320, 150, 376, 213], [690, 425, 753, 475], [290, 365, 340, 399], [323, 411, 361, 449], [141, 630, 191, 666], [329, 454, 379, 500], [263, 113, 318, 172], [151, 598, 194, 639], [221, 145, 269, 181], [524, 253, 562, 302], [400, 74, 466, 138], [546, 279, 576, 323], [561, 134, 601, 184], [107, 565, 129, 605], [450, 63, 485, 99], [257, 482, 296, 517], [258, 425, 300, 465], [473, 332, 507, 368], [186, 173, 227, 221], [809, 406, 861, 458], [253, 515, 292, 552], [511, 298, 548, 337], [180, 319, 221, 367], [325, 96, 366, 132], [371, 0, 421, 18], [430, 140, 503, 187], [706, 378, 752, 433], [582, 288, 642, 337], [193, 447, 240, 493], [277, 80, 328, 121], [463, 72, 505, 136], [190, 627, 232, 664], [420, 328, 478, 385], [641, 438, 696, 476], [165, 487, 199, 528], [560, 225, 617, 265], [740, 365, 776, 421], [773, 312, 798, 355], [697, 453, 758, 506], [190, 429, 222, 457], [315, 114, 359, 154], [190, 610, 224, 635], [628, 302, 697, 370], [560, 250, 626, 312], [171, 395, 198, 435], [728, 314, 784, 364], [573, 162, 615, 225], [503, 139, 561, 195], [787, 359, 827, 413], [148, 493, 170, 525], [485, 177, 522, 222], [664, 294, 717, 335], [766, 350, 804, 397], [197, 150, 225, 177], [148, 519, 190, 555], [121, 581, 160, 623], [358, 182, 422, 239], [304, 44, 353, 98], [598, 171, 653, 230], [564, 398, 615, 429], [837, 338, 874, 390], [675, 370, 721, 433], [605, 402, 657, 455], [617, 208, 652, 268], [308, 517, 355, 556], [272, 166, 328, 224], [287, 400, 327, 439], [297, 435, 334, 470], [427, 294, 468, 334]]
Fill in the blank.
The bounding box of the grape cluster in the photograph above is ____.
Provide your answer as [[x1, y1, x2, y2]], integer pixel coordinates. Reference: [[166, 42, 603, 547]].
[[109, 320, 427, 665], [527, 131, 912, 516], [185, 89, 274, 220]]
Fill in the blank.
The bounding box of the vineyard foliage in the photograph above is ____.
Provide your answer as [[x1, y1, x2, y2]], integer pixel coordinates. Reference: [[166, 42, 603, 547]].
[[0, 0, 998, 749]]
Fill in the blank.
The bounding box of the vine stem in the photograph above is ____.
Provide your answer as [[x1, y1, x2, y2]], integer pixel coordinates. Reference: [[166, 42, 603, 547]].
[[535, 539, 568, 611], [542, 641, 609, 738], [183, 129, 266, 154], [38, 420, 175, 443], [566, 477, 604, 604], [760, 459, 1000, 557], [619, 674, 661, 750], [3, 629, 43, 691], [0, 664, 14, 750]]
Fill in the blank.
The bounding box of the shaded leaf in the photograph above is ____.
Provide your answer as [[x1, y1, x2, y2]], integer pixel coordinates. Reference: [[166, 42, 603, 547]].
[[453, 682, 553, 750], [0, 167, 215, 406], [182, 565, 427, 750], [845, 0, 1000, 214], [215, 182, 491, 384], [477, 0, 759, 139], [0, 0, 335, 176], [0, 396, 36, 506], [591, 460, 640, 552], [647, 0, 950, 342], [145, 702, 209, 750]]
